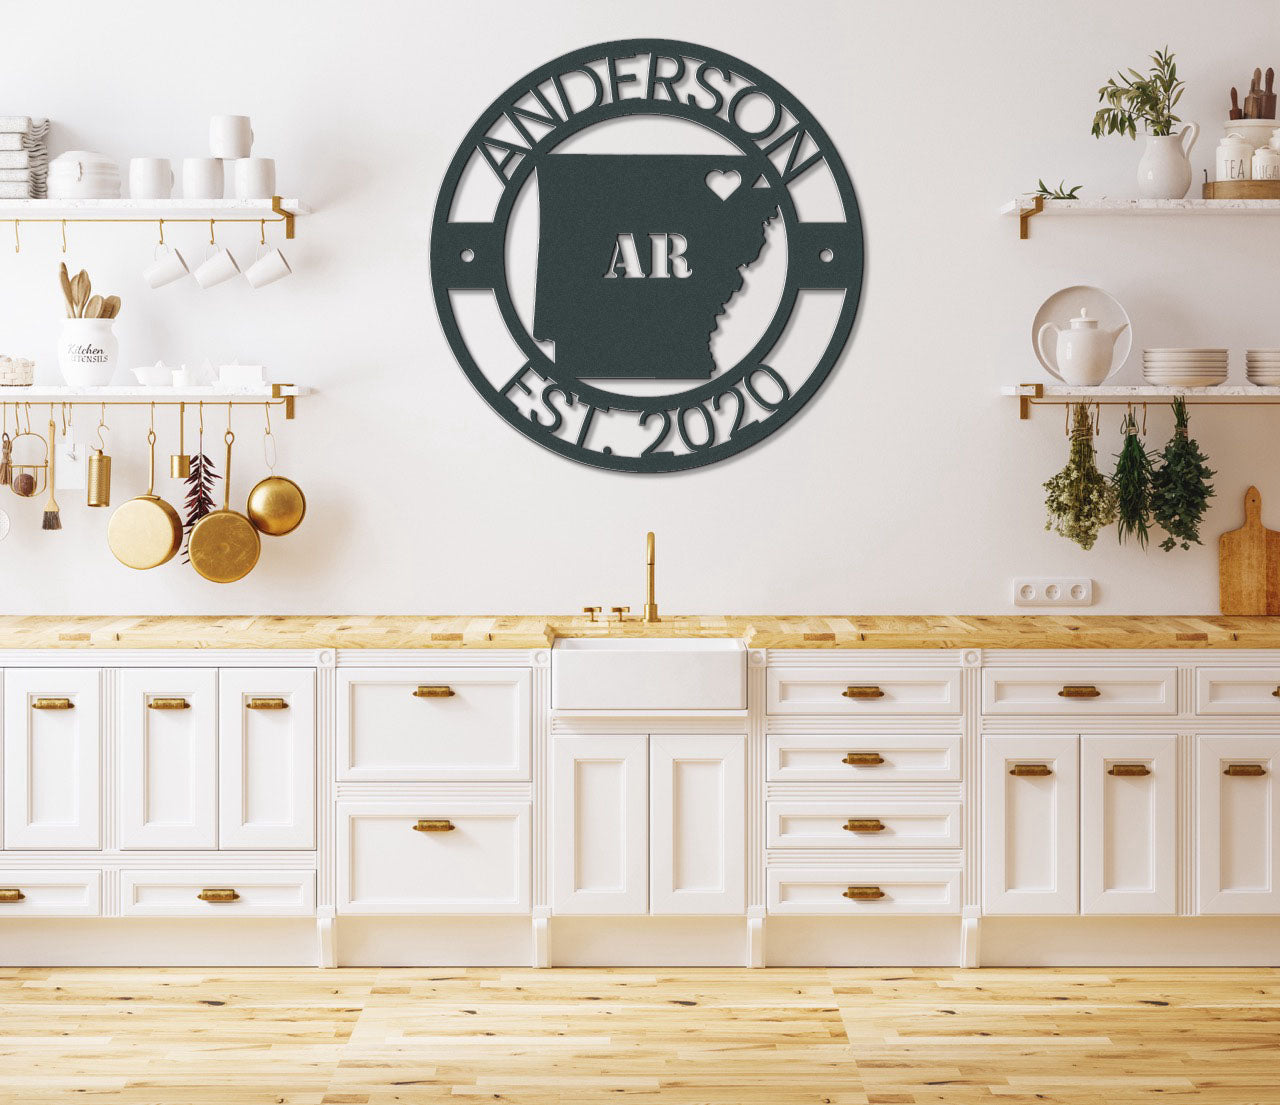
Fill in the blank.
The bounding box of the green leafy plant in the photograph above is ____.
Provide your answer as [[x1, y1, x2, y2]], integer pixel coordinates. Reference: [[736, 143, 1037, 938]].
[[1112, 411, 1155, 547], [1030, 179, 1083, 199], [1151, 397, 1215, 551], [1045, 403, 1119, 551], [1092, 47, 1185, 138]]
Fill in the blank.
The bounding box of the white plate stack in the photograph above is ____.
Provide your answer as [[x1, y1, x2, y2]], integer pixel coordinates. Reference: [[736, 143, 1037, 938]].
[[1143, 348, 1228, 387], [1246, 350, 1280, 386]]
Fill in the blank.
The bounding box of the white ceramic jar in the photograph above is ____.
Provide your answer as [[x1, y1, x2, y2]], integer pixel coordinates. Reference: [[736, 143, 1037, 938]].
[[1217, 133, 1254, 181], [1254, 146, 1280, 180], [1137, 124, 1199, 199], [57, 318, 118, 387]]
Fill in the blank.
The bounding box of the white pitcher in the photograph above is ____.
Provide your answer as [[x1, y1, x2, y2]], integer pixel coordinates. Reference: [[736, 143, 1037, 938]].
[[1137, 123, 1199, 199]]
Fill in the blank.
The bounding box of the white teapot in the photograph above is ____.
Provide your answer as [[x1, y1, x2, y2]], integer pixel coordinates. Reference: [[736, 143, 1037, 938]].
[[1037, 308, 1129, 386]]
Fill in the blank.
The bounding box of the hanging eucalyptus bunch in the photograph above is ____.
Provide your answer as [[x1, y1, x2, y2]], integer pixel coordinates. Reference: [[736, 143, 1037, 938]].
[[1151, 396, 1214, 551], [1112, 410, 1155, 547], [1045, 403, 1118, 550]]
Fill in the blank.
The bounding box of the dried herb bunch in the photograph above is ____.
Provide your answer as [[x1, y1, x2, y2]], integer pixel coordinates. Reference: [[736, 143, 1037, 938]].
[[1151, 397, 1214, 551], [1045, 403, 1118, 551], [181, 450, 219, 563], [1112, 410, 1155, 547]]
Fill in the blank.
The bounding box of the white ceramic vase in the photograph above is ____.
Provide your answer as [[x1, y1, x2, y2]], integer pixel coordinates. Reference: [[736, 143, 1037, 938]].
[[57, 318, 118, 386], [1137, 124, 1199, 199]]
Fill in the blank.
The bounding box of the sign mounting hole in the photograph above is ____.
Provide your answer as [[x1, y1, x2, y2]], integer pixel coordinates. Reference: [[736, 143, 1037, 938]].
[[460, 248, 476, 263], [819, 247, 834, 262]]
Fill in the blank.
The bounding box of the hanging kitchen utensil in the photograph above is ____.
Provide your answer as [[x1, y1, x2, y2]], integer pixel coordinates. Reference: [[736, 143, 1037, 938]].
[[1219, 486, 1280, 614], [246, 403, 305, 536], [170, 402, 191, 479], [0, 404, 11, 486], [41, 410, 60, 529], [86, 404, 111, 508], [107, 406, 182, 569], [8, 406, 47, 499], [188, 417, 260, 583]]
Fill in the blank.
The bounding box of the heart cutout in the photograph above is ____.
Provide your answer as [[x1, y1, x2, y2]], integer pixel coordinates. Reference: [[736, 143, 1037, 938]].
[[705, 169, 741, 201]]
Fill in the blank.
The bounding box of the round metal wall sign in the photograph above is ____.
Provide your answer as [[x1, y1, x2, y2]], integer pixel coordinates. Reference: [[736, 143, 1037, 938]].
[[431, 38, 863, 473]]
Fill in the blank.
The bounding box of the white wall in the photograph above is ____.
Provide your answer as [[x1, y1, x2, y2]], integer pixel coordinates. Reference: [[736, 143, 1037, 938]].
[[0, 0, 1274, 615]]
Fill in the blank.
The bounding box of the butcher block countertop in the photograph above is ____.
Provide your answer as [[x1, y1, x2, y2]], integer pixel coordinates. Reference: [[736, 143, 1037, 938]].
[[0, 614, 1279, 650]]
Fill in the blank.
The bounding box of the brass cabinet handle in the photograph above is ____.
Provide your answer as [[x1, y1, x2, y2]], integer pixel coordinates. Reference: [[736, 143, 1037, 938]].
[[842, 885, 885, 901], [197, 888, 240, 903], [31, 697, 73, 710], [843, 752, 885, 766], [413, 686, 455, 698], [413, 819, 456, 832], [1272, 687, 1280, 698], [0, 888, 25, 903], [246, 698, 288, 710], [1058, 684, 1102, 698], [1225, 763, 1267, 777], [1010, 763, 1053, 777], [147, 697, 190, 710], [1108, 763, 1151, 777], [842, 685, 885, 699], [843, 818, 886, 833]]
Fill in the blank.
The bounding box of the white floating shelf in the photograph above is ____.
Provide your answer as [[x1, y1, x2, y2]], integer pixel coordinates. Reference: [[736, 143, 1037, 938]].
[[0, 384, 312, 419], [1001, 195, 1280, 238], [1004, 383, 1280, 419], [0, 197, 310, 240]]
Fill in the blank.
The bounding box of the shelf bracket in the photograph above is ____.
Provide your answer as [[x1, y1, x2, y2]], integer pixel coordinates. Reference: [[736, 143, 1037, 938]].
[[1014, 383, 1042, 419], [1018, 195, 1044, 240], [272, 383, 296, 420], [271, 195, 295, 240]]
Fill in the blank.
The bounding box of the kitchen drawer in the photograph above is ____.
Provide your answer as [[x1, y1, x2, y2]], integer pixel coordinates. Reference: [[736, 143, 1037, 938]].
[[767, 734, 961, 782], [0, 871, 101, 917], [982, 667, 1176, 716], [767, 802, 961, 849], [767, 866, 960, 914], [119, 870, 316, 917], [338, 668, 530, 781], [1195, 668, 1280, 715], [767, 667, 961, 716], [338, 802, 530, 915]]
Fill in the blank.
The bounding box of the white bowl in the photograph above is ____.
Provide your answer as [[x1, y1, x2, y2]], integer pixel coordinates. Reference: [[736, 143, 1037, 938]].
[[132, 364, 172, 387]]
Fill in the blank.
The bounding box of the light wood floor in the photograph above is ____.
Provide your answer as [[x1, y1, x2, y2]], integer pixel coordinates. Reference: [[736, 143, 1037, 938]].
[[0, 967, 1277, 1104]]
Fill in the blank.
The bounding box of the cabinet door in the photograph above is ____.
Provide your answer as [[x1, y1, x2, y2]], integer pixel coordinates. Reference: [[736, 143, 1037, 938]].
[[1080, 736, 1176, 915], [1197, 736, 1280, 914], [219, 670, 316, 849], [3, 669, 101, 849], [118, 669, 218, 850], [551, 736, 648, 914], [982, 736, 1079, 914], [650, 736, 745, 915]]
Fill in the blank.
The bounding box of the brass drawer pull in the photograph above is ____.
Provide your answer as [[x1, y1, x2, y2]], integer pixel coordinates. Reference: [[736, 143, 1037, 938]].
[[147, 697, 190, 710], [1010, 763, 1053, 777], [0, 888, 25, 903], [197, 888, 240, 903], [1107, 763, 1151, 777], [1058, 684, 1101, 699], [413, 819, 456, 832], [413, 686, 455, 699], [842, 885, 885, 901], [843, 818, 886, 833], [32, 697, 73, 710], [246, 698, 288, 710], [1272, 687, 1280, 698], [842, 685, 885, 699], [843, 752, 885, 766], [1225, 763, 1267, 777]]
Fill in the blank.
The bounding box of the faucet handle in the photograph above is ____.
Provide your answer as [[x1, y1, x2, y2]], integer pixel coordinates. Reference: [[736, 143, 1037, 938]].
[[582, 606, 602, 623], [610, 606, 631, 623]]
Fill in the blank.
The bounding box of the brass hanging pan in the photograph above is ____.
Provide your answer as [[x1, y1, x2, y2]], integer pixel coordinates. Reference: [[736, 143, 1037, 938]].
[[107, 425, 181, 569], [188, 428, 260, 583], [246, 404, 305, 536]]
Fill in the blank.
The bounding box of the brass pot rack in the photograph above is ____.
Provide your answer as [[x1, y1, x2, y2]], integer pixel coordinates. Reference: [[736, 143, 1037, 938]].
[[0, 385, 306, 420]]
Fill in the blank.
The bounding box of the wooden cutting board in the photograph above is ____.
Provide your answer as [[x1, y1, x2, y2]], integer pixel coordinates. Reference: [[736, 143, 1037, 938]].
[[1219, 486, 1280, 614]]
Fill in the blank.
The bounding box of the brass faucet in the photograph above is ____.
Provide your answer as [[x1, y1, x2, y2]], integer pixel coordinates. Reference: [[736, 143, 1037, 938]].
[[643, 531, 660, 623]]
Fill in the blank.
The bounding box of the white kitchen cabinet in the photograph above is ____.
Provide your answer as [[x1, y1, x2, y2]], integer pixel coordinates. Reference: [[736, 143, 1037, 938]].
[[0, 870, 101, 916], [551, 735, 649, 914], [1080, 736, 1177, 915], [118, 669, 218, 850], [767, 667, 961, 715], [982, 667, 1177, 716], [766, 734, 962, 782], [120, 870, 316, 917], [219, 669, 315, 849], [767, 866, 961, 915], [1197, 736, 1280, 914], [982, 736, 1079, 914], [767, 801, 961, 850], [3, 669, 101, 850], [650, 736, 745, 915]]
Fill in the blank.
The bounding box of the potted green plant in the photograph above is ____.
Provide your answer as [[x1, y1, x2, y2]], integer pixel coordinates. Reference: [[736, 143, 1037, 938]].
[[1092, 47, 1197, 199]]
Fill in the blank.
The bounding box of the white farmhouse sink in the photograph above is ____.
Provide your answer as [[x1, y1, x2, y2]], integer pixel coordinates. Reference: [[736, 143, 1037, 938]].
[[552, 637, 746, 711]]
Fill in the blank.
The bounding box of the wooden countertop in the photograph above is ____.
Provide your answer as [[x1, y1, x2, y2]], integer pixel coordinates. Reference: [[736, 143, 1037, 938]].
[[0, 614, 1278, 650]]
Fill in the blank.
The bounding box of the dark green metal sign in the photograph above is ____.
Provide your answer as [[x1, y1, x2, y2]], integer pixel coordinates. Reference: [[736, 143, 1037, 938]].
[[431, 39, 863, 473]]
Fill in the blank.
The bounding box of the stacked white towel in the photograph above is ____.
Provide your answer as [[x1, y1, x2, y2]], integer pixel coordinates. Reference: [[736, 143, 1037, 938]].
[[0, 116, 49, 198]]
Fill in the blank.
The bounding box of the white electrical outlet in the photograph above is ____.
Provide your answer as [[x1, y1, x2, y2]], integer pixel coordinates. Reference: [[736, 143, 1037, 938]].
[[1013, 577, 1094, 607]]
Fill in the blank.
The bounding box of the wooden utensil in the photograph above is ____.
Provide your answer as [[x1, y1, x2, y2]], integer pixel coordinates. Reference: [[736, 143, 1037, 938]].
[[83, 294, 103, 320], [1265, 68, 1276, 118], [101, 295, 120, 320], [58, 263, 75, 318], [187, 428, 260, 583], [41, 417, 60, 530], [1244, 68, 1264, 118], [1219, 486, 1280, 614], [106, 426, 182, 569], [70, 270, 90, 318]]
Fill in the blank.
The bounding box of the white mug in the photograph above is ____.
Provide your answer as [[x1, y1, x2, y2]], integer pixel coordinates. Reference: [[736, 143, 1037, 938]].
[[193, 245, 240, 289], [129, 157, 173, 199], [210, 115, 253, 159], [144, 244, 189, 289], [183, 157, 224, 199], [233, 157, 276, 199], [244, 244, 291, 288]]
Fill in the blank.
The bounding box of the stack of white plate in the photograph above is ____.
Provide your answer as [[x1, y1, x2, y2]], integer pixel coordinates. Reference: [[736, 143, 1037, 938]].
[[1143, 348, 1228, 387], [1246, 349, 1280, 386]]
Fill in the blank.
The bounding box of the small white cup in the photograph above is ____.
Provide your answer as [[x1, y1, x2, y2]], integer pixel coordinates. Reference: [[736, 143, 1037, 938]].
[[144, 244, 189, 289], [193, 245, 240, 289], [244, 245, 291, 288], [182, 157, 224, 199], [129, 157, 173, 199], [171, 365, 193, 386], [233, 157, 276, 199], [210, 115, 253, 159]]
